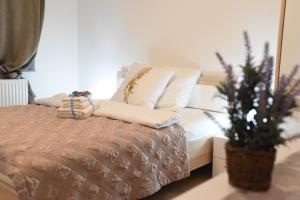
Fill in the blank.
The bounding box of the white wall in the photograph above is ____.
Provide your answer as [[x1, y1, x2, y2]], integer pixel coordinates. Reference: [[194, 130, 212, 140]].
[[280, 0, 300, 78], [24, 0, 79, 98], [78, 0, 281, 98], [22, 1, 282, 99]]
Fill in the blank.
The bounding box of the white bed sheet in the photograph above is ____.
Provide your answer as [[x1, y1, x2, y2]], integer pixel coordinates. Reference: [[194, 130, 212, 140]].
[[178, 108, 229, 141], [178, 108, 229, 170]]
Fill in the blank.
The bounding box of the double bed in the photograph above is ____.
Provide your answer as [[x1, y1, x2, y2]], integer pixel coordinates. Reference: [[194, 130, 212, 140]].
[[0, 105, 226, 199], [0, 87, 228, 200], [0, 105, 189, 199]]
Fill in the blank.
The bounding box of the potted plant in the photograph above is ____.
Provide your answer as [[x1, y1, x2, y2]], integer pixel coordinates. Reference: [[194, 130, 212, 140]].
[[209, 32, 300, 191]]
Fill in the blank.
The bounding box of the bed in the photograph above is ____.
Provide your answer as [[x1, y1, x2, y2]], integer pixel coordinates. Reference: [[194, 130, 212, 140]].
[[0, 105, 190, 200], [0, 105, 227, 200], [0, 69, 227, 199]]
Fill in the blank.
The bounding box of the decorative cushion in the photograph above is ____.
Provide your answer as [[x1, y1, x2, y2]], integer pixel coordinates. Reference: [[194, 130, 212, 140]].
[[111, 64, 174, 109], [156, 67, 202, 111], [187, 84, 227, 112]]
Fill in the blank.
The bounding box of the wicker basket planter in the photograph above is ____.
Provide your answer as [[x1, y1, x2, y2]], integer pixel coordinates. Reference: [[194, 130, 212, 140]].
[[225, 143, 276, 191]]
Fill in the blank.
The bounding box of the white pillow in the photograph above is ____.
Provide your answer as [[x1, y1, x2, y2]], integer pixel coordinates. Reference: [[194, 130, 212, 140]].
[[156, 67, 202, 111], [187, 84, 227, 112], [111, 65, 143, 101], [111, 65, 174, 109], [36, 93, 68, 107]]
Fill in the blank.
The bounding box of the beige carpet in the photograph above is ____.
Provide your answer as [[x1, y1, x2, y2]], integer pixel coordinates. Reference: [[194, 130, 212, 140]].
[[145, 164, 212, 200]]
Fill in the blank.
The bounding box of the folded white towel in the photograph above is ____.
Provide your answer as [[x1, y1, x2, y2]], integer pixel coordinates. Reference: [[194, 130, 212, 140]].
[[93, 100, 180, 128], [57, 105, 94, 119], [62, 101, 91, 110], [62, 96, 89, 103], [36, 93, 68, 108]]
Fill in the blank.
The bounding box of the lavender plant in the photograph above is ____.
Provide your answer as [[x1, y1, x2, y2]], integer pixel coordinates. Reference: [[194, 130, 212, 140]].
[[213, 32, 300, 150]]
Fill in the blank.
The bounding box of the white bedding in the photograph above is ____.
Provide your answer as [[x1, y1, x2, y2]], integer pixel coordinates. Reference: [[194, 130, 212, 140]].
[[35, 93, 68, 107], [93, 100, 180, 128], [178, 108, 229, 170], [280, 110, 300, 137], [178, 108, 229, 140], [156, 67, 202, 111], [111, 65, 175, 109]]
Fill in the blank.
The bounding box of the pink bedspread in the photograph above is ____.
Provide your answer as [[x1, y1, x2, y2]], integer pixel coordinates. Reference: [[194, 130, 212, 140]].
[[0, 105, 190, 200]]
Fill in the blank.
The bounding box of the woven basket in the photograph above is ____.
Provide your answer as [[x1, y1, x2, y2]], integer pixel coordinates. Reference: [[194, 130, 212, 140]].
[[225, 143, 276, 191]]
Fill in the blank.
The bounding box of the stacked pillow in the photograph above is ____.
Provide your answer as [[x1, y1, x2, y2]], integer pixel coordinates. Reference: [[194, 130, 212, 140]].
[[187, 84, 227, 112], [111, 64, 175, 109], [156, 67, 202, 111], [111, 63, 202, 110]]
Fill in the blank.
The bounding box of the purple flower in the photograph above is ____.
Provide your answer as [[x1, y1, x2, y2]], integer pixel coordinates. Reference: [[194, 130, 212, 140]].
[[210, 32, 300, 150], [216, 53, 236, 102], [265, 57, 273, 92]]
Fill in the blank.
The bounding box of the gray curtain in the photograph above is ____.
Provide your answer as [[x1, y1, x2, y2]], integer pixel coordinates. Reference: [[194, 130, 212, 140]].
[[0, 0, 45, 103]]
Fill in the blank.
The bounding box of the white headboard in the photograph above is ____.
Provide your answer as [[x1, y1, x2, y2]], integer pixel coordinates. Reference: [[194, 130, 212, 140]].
[[198, 74, 226, 85]]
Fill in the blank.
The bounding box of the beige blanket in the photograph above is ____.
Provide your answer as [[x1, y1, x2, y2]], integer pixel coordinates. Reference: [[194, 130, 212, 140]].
[[0, 105, 190, 200], [35, 93, 68, 108]]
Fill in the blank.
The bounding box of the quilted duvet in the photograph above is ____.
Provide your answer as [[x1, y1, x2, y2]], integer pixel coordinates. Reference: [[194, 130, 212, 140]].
[[0, 105, 190, 200]]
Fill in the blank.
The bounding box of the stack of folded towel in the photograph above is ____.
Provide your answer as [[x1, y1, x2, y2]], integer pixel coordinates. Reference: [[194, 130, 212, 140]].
[[57, 96, 94, 119]]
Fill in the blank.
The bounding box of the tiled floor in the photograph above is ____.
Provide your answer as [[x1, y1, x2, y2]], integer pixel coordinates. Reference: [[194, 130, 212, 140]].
[[145, 164, 212, 200]]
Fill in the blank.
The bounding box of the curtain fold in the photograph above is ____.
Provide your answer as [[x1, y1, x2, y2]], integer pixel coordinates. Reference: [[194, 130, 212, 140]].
[[0, 0, 45, 103]]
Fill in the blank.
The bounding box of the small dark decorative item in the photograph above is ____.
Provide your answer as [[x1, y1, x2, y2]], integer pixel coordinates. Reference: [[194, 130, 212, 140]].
[[208, 32, 300, 191]]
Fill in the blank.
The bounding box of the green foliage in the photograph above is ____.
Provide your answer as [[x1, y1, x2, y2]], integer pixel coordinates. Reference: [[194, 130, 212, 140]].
[[216, 32, 300, 150]]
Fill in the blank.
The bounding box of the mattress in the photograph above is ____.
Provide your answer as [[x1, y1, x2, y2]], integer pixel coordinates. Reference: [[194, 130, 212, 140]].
[[178, 108, 229, 170]]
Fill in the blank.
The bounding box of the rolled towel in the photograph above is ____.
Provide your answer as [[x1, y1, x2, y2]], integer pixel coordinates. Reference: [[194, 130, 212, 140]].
[[36, 93, 68, 107], [62, 100, 91, 109], [57, 105, 94, 119]]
